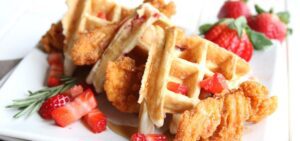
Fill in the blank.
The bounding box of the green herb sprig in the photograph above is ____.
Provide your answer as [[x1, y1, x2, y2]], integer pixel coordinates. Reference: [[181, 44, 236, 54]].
[[6, 76, 76, 118]]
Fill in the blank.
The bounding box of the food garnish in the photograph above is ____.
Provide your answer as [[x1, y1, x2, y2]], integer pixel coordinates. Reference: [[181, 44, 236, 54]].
[[38, 94, 71, 119], [199, 73, 228, 94], [6, 76, 76, 118], [83, 109, 107, 133], [51, 89, 97, 127], [131, 133, 167, 141], [248, 4, 290, 42]]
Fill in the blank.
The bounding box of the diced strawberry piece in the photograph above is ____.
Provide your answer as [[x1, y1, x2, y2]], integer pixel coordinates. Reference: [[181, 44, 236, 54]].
[[48, 67, 63, 77], [50, 64, 64, 72], [131, 133, 167, 141], [131, 133, 146, 141], [199, 73, 228, 94], [63, 85, 84, 98], [47, 53, 64, 87], [82, 109, 107, 133], [47, 76, 61, 87], [48, 53, 63, 66], [167, 82, 188, 95], [39, 94, 71, 119], [51, 89, 98, 127], [97, 11, 107, 20]]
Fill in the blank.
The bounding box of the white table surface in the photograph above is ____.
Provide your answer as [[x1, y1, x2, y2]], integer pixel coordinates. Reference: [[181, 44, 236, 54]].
[[0, 0, 299, 140]]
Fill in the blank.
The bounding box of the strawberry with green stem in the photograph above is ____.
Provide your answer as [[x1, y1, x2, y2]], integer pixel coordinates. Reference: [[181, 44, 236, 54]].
[[248, 4, 291, 42], [200, 17, 273, 61]]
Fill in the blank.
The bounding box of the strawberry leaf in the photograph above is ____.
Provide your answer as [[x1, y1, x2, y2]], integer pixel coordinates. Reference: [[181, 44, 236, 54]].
[[199, 24, 213, 35], [228, 17, 247, 37], [277, 12, 290, 24], [255, 4, 267, 14], [246, 29, 273, 50]]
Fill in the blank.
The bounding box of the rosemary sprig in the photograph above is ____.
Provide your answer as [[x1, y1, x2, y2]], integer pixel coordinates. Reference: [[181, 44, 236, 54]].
[[6, 76, 77, 118]]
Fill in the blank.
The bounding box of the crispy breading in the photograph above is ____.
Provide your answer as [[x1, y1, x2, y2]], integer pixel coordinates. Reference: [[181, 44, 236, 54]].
[[39, 21, 64, 53], [144, 0, 176, 17], [175, 91, 251, 141], [175, 98, 223, 141], [71, 24, 119, 65], [208, 91, 251, 141], [104, 56, 144, 113], [239, 81, 278, 123]]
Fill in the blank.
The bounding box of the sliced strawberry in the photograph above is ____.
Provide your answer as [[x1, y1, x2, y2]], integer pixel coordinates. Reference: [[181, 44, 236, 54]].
[[97, 11, 107, 20], [63, 85, 84, 98], [83, 109, 107, 133], [167, 82, 188, 95], [199, 73, 228, 94], [51, 89, 97, 127], [131, 133, 167, 141], [38, 94, 71, 119]]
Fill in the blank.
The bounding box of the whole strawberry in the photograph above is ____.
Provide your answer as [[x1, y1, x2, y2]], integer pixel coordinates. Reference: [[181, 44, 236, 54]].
[[248, 5, 290, 42], [200, 17, 273, 61], [218, 0, 251, 19], [38, 94, 71, 119]]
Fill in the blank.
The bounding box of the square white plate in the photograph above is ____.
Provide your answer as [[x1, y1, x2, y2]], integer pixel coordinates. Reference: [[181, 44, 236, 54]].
[[0, 43, 289, 141]]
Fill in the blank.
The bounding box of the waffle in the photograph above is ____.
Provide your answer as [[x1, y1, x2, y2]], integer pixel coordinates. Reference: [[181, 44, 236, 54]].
[[62, 0, 129, 75], [86, 4, 172, 93], [137, 26, 250, 133]]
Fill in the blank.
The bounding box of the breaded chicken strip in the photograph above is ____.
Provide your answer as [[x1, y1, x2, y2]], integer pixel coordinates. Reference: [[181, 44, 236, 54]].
[[175, 81, 277, 141], [208, 91, 251, 141], [144, 0, 176, 17], [39, 21, 64, 53], [175, 98, 223, 141], [239, 81, 278, 123], [104, 56, 144, 113], [71, 24, 119, 65]]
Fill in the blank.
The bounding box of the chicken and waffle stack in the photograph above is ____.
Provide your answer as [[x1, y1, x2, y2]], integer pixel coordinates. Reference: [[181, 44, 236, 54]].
[[40, 0, 278, 140]]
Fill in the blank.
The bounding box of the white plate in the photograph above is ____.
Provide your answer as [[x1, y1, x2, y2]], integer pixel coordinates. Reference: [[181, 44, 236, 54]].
[[0, 43, 289, 141]]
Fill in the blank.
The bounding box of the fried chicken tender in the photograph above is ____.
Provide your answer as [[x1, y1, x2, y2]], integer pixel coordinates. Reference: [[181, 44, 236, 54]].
[[239, 81, 278, 123], [71, 24, 119, 65], [144, 0, 176, 17], [104, 56, 144, 113], [208, 91, 251, 141], [39, 21, 64, 53], [175, 98, 223, 141], [175, 81, 277, 141]]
